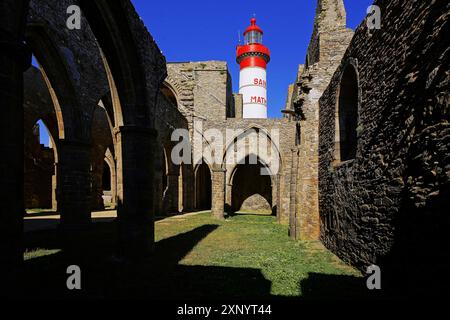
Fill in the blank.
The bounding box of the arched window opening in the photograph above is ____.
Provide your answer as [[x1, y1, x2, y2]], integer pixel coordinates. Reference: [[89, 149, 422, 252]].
[[231, 155, 272, 214], [34, 119, 51, 148], [195, 162, 212, 210], [31, 54, 39, 68], [24, 119, 55, 210], [336, 64, 359, 162], [160, 83, 177, 106]]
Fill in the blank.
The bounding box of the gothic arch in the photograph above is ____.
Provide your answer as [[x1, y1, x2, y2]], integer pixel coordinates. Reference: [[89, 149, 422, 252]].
[[163, 75, 192, 118], [80, 0, 165, 127], [163, 77, 182, 105], [194, 158, 212, 211], [230, 154, 273, 213], [222, 125, 282, 181], [25, 25, 81, 140], [334, 59, 360, 163]]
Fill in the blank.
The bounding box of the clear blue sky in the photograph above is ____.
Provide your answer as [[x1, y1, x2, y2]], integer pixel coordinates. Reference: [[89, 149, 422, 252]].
[[131, 0, 373, 118]]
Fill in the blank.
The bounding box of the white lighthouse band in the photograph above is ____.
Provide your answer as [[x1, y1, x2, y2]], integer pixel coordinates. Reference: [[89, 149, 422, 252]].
[[239, 66, 267, 118]]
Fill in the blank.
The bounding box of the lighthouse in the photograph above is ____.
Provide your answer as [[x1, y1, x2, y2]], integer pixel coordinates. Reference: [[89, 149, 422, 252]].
[[236, 17, 271, 119]]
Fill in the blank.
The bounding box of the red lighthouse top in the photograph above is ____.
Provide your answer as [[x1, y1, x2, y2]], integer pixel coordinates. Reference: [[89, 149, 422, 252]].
[[236, 17, 271, 70], [244, 18, 263, 35]]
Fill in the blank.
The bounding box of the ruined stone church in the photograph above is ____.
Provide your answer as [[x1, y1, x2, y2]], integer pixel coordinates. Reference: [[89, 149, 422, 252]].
[[1, 0, 448, 295]]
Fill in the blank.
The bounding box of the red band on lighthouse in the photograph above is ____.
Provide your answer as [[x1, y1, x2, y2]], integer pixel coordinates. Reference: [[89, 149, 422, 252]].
[[239, 56, 267, 70]]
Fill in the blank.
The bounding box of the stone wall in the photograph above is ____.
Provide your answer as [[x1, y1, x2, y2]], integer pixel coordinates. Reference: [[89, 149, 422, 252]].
[[288, 0, 353, 240], [318, 0, 450, 293]]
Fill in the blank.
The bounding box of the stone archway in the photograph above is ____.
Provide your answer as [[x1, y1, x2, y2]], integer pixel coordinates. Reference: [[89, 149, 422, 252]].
[[335, 62, 359, 163], [230, 155, 273, 214], [80, 0, 167, 254], [24, 119, 56, 210], [222, 126, 282, 217], [195, 161, 212, 211]]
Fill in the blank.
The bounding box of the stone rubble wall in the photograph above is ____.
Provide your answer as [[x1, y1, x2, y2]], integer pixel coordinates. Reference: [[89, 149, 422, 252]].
[[287, 0, 353, 240], [318, 0, 450, 281]]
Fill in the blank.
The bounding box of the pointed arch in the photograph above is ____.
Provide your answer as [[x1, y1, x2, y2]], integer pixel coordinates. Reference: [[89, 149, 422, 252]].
[[25, 25, 81, 140], [80, 0, 166, 126], [335, 60, 359, 163], [222, 125, 282, 179], [230, 154, 273, 214]]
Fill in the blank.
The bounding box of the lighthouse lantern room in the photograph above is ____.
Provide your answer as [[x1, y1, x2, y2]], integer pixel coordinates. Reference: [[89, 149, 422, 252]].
[[236, 18, 271, 119]]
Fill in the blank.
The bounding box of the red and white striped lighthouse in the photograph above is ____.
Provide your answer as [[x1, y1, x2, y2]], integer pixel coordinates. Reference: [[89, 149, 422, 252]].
[[236, 17, 271, 119]]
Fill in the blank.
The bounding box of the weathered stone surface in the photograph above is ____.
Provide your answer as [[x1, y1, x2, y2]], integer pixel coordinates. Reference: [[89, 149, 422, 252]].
[[318, 0, 450, 292], [285, 0, 353, 240]]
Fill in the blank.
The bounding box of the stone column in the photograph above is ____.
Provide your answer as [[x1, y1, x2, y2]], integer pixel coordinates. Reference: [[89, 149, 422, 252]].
[[272, 175, 279, 217], [182, 165, 195, 212], [114, 126, 157, 257], [289, 148, 299, 240], [90, 159, 105, 211], [225, 183, 233, 213], [0, 0, 30, 291], [58, 140, 92, 230], [110, 162, 117, 208], [276, 173, 282, 222], [212, 168, 226, 219]]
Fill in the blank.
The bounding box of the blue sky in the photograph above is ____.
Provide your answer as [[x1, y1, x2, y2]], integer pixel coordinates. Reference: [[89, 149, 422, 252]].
[[131, 0, 373, 118]]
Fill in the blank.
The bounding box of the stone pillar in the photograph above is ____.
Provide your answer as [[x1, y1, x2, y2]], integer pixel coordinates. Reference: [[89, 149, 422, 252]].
[[225, 183, 233, 213], [52, 162, 59, 211], [110, 162, 117, 208], [166, 172, 179, 214], [0, 0, 31, 294], [115, 126, 157, 257], [58, 140, 92, 230], [276, 173, 282, 222], [289, 148, 299, 240], [271, 175, 279, 216], [212, 168, 226, 219], [103, 149, 117, 209], [182, 165, 195, 212], [90, 159, 105, 211]]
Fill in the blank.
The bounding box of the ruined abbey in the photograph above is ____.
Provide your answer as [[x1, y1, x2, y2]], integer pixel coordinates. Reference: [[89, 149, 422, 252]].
[[1, 0, 449, 298]]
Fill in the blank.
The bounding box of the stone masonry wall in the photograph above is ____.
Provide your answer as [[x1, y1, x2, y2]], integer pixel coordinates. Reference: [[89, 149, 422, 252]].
[[318, 0, 449, 293], [289, 0, 353, 240]]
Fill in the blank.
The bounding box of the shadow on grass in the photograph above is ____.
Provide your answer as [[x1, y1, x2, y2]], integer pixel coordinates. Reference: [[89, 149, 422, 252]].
[[20, 220, 376, 300], [298, 273, 391, 300]]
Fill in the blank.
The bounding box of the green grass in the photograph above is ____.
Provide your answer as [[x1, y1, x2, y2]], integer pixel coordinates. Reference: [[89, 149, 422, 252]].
[[21, 211, 367, 299], [24, 248, 61, 260], [155, 212, 361, 297]]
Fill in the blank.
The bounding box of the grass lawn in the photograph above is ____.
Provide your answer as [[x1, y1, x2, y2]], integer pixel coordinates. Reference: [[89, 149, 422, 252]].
[[22, 212, 367, 299]]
